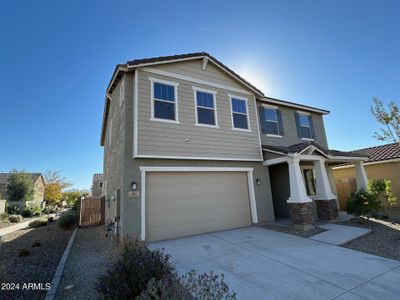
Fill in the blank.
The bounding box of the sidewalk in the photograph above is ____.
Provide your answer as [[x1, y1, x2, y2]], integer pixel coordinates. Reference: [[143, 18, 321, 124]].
[[310, 223, 371, 245]]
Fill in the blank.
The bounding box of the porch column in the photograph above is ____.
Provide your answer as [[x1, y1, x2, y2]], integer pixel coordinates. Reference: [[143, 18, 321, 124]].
[[287, 158, 313, 230], [313, 160, 338, 220], [355, 161, 368, 189]]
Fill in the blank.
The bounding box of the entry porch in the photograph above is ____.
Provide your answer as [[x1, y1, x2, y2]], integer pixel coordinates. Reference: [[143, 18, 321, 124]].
[[263, 142, 368, 229]]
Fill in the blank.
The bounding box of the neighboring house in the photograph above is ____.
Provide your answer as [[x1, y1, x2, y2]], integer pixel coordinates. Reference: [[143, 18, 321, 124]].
[[91, 173, 104, 197], [101, 52, 369, 242], [333, 142, 400, 210], [0, 173, 45, 202]]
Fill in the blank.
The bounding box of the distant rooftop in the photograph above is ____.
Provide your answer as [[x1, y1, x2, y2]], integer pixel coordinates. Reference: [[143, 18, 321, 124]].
[[352, 142, 400, 163], [93, 173, 104, 181], [0, 173, 43, 185]]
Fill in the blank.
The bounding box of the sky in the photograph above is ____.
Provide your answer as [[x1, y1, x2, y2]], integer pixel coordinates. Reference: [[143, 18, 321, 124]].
[[1, 0, 399, 190]]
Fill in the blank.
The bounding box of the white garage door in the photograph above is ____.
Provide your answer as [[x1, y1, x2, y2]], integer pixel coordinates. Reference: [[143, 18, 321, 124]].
[[146, 171, 252, 242]]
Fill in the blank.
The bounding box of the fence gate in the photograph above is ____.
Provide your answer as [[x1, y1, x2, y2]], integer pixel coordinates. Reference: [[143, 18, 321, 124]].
[[335, 178, 357, 210], [78, 196, 105, 226]]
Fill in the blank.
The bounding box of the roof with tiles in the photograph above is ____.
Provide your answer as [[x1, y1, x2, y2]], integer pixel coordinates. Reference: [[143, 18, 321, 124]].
[[351, 142, 400, 163]]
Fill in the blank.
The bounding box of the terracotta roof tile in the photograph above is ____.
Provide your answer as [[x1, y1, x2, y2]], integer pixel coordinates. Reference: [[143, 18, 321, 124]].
[[351, 143, 400, 163]]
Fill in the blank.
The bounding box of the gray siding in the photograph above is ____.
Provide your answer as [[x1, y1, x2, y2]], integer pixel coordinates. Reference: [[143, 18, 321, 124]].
[[258, 102, 328, 149], [136, 69, 262, 160]]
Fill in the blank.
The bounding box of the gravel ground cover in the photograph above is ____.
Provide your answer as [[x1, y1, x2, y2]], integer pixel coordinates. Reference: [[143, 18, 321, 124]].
[[55, 225, 120, 300], [259, 223, 325, 238], [0, 223, 73, 300], [340, 217, 400, 261]]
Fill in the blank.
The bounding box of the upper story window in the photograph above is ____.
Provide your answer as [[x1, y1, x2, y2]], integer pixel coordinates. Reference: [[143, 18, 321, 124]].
[[261, 106, 283, 136], [150, 78, 179, 123], [230, 96, 250, 131], [295, 112, 315, 140], [194, 88, 217, 127]]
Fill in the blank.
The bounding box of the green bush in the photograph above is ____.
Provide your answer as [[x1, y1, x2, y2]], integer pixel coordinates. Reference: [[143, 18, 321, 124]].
[[21, 207, 33, 218], [6, 205, 19, 215], [57, 210, 77, 229], [368, 179, 397, 216], [9, 214, 23, 223], [347, 189, 381, 217], [97, 240, 236, 300], [29, 218, 47, 228]]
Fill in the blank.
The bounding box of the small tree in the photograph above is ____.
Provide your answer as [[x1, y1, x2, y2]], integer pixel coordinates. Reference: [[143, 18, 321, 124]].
[[371, 98, 400, 147], [6, 170, 34, 202], [63, 190, 89, 207], [368, 179, 397, 216], [44, 170, 71, 205]]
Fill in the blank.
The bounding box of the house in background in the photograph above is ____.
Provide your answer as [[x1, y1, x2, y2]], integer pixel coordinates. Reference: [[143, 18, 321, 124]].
[[0, 172, 45, 203], [333, 143, 400, 211], [101, 52, 369, 242], [91, 173, 104, 197]]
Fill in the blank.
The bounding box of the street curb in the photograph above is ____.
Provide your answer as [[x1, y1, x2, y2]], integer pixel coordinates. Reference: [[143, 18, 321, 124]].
[[45, 227, 78, 300]]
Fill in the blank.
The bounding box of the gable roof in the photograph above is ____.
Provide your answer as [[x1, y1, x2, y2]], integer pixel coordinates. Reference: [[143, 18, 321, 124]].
[[262, 141, 367, 158], [351, 143, 400, 163], [259, 96, 330, 115], [0, 173, 44, 185]]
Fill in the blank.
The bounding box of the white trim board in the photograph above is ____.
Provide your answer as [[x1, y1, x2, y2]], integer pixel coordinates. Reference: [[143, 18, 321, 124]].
[[139, 166, 258, 241], [133, 69, 139, 157], [133, 154, 263, 161]]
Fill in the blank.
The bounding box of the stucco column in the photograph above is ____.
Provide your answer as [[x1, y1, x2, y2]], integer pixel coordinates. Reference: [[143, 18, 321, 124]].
[[355, 161, 368, 189], [287, 158, 313, 230], [287, 158, 312, 204], [314, 160, 336, 200]]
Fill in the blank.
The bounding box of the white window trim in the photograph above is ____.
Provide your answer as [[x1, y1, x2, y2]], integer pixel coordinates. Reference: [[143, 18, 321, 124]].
[[139, 166, 258, 241], [192, 86, 219, 128], [228, 94, 251, 132], [119, 80, 125, 107], [298, 112, 313, 140], [149, 77, 180, 124], [264, 107, 283, 137]]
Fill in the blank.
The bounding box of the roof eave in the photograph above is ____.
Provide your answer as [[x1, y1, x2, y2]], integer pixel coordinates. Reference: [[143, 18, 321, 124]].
[[258, 97, 330, 115]]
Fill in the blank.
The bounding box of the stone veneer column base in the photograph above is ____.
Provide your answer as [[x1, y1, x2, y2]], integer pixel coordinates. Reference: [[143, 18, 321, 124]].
[[288, 202, 314, 231], [315, 199, 338, 221]]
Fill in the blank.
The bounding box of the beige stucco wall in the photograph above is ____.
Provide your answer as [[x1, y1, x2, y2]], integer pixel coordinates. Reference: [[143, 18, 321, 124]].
[[333, 161, 400, 208]]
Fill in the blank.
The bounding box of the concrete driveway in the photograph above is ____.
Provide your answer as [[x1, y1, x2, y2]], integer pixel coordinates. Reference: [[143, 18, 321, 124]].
[[149, 226, 400, 300]]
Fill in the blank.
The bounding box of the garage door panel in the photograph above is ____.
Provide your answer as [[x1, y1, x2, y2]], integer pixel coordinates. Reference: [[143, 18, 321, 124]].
[[146, 171, 252, 241]]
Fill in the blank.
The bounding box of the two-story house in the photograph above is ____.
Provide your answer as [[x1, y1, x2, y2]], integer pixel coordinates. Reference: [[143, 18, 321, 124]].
[[101, 52, 368, 242]]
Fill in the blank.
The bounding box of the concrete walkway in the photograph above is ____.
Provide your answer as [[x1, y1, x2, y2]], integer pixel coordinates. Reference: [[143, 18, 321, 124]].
[[0, 214, 54, 236], [150, 226, 400, 300], [310, 223, 371, 245]]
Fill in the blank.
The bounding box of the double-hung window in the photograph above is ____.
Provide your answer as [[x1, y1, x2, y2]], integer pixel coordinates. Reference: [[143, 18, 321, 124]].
[[194, 88, 217, 127], [230, 96, 249, 130], [151, 79, 179, 122], [264, 108, 281, 136], [296, 112, 315, 140]]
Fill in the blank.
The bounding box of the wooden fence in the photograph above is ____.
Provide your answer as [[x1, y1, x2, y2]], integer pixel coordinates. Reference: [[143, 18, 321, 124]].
[[335, 178, 357, 210], [78, 196, 105, 227]]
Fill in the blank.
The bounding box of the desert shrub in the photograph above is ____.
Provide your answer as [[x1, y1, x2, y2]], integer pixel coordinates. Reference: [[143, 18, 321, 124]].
[[6, 205, 19, 215], [30, 204, 42, 216], [368, 179, 397, 216], [97, 240, 174, 299], [0, 213, 9, 221], [57, 210, 77, 229], [29, 218, 47, 228], [347, 189, 381, 217], [97, 240, 236, 300], [32, 240, 41, 247], [21, 207, 33, 218], [18, 249, 30, 257], [180, 270, 236, 300], [8, 214, 23, 223]]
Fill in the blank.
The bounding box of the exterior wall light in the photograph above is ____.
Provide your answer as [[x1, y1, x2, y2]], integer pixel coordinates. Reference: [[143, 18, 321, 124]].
[[131, 181, 137, 190], [256, 179, 261, 185]]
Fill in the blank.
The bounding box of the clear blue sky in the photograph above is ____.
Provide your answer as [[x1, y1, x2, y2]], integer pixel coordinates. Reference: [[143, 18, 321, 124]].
[[1, 0, 399, 189]]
